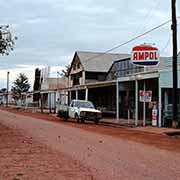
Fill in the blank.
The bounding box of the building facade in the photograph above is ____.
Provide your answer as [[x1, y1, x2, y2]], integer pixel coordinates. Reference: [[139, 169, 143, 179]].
[[47, 50, 180, 128]]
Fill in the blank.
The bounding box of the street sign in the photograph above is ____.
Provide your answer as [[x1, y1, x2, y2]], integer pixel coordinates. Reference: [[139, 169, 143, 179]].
[[145, 90, 152, 102], [131, 45, 160, 66], [139, 90, 145, 102], [139, 90, 152, 102]]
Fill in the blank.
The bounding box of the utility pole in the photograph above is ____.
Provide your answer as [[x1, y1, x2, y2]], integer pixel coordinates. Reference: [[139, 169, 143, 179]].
[[6, 71, 10, 107], [171, 0, 178, 128]]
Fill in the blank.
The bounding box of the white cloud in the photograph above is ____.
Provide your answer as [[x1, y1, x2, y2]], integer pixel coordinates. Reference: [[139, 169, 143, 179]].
[[0, 65, 65, 90], [65, 4, 115, 15], [26, 17, 48, 24], [0, 0, 179, 89]]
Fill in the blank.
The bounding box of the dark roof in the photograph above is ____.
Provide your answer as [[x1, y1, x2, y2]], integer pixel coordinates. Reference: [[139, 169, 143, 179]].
[[76, 51, 130, 72], [107, 56, 171, 74]]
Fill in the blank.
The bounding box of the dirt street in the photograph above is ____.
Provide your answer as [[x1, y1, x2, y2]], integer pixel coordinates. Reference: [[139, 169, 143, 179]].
[[0, 109, 180, 180]]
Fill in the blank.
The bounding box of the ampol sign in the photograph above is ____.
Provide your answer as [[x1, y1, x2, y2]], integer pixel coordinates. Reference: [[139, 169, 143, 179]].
[[131, 45, 160, 66]]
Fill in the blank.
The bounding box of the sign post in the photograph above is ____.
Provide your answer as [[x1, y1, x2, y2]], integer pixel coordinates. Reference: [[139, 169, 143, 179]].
[[139, 90, 153, 126]]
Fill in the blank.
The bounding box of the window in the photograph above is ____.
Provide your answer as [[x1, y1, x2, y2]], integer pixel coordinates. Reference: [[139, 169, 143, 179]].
[[74, 100, 95, 109], [70, 101, 74, 107], [107, 59, 145, 80], [86, 72, 98, 80]]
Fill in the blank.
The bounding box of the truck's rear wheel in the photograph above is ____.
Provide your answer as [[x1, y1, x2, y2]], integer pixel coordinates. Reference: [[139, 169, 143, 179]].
[[75, 114, 80, 123]]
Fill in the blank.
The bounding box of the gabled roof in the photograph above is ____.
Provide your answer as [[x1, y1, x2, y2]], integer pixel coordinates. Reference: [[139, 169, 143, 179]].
[[76, 51, 130, 73]]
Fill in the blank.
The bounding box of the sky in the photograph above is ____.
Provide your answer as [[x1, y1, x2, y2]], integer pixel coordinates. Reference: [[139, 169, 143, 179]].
[[0, 0, 180, 89]]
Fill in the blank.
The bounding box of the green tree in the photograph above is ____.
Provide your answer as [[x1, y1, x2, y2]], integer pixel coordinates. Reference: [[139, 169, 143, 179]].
[[11, 73, 30, 101], [0, 25, 17, 55], [0, 88, 7, 93]]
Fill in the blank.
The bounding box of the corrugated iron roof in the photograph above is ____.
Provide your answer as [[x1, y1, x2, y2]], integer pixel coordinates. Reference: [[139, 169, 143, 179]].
[[76, 51, 130, 72]]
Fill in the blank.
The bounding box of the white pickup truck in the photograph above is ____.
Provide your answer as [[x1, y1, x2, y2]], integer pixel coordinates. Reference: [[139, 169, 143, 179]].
[[57, 100, 102, 124]]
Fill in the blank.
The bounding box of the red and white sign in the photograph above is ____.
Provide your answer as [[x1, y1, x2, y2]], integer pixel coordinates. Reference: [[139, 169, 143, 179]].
[[152, 108, 158, 126], [139, 90, 152, 102], [145, 90, 152, 102], [139, 90, 145, 102], [131, 45, 160, 66]]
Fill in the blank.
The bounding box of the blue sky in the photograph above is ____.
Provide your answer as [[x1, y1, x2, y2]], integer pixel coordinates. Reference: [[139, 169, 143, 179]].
[[0, 0, 180, 89]]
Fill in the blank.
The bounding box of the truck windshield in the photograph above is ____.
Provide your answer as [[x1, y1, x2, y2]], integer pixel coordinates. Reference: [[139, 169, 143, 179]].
[[74, 101, 95, 109]]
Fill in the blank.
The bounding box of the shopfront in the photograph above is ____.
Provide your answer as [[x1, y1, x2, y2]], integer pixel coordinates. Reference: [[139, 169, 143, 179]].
[[116, 71, 159, 126], [159, 69, 180, 127]]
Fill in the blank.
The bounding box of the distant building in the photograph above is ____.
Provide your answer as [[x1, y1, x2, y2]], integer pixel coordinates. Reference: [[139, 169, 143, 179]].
[[32, 67, 67, 111], [0, 91, 15, 105], [33, 68, 41, 102], [40, 77, 67, 110]]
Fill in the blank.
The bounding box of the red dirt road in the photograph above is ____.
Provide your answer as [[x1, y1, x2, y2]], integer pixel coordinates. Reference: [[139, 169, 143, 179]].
[[2, 107, 180, 153], [0, 124, 92, 180], [1, 109, 180, 180]]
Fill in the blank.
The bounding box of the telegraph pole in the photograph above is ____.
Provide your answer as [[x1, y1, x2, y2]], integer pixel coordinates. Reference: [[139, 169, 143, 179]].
[[6, 71, 10, 107], [171, 0, 178, 128]]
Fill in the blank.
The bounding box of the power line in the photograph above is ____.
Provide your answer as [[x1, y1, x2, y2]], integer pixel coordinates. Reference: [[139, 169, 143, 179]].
[[132, 0, 161, 46], [160, 33, 171, 54], [83, 17, 180, 64], [142, 0, 161, 29]]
